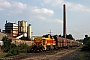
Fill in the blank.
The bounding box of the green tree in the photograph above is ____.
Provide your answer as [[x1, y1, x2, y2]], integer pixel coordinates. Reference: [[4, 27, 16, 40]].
[[83, 35, 89, 44], [66, 34, 75, 40], [1, 36, 12, 52], [59, 34, 61, 37], [18, 43, 29, 50], [86, 37, 90, 46], [82, 35, 90, 51]]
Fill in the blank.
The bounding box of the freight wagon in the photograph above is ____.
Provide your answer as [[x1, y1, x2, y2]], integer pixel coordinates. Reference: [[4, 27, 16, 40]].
[[55, 36, 82, 49]]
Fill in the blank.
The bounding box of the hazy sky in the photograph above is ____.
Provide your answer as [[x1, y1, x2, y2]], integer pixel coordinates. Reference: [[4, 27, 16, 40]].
[[0, 0, 90, 39]]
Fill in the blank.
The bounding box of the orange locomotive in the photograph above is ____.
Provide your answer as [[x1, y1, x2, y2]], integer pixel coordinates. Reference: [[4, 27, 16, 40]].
[[34, 34, 56, 50]]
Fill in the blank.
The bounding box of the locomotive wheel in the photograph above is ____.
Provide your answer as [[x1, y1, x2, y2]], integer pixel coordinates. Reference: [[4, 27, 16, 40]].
[[30, 45, 44, 53]]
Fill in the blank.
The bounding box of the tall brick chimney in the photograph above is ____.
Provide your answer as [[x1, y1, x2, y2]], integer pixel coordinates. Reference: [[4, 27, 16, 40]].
[[63, 4, 66, 38]]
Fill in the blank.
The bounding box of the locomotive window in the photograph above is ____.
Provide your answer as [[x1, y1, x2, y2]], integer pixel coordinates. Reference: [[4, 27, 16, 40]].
[[43, 35, 48, 38]]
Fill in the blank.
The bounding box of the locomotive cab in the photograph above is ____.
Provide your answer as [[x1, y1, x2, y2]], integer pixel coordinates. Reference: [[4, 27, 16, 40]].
[[42, 34, 56, 50]]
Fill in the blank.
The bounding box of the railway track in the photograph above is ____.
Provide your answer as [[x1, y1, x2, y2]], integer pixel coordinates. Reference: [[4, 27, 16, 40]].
[[0, 47, 79, 60]]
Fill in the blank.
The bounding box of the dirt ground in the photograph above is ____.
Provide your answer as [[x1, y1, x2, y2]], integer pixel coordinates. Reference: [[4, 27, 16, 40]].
[[58, 49, 90, 60], [0, 47, 90, 60], [22, 47, 80, 60], [23, 47, 90, 60], [58, 49, 81, 60]]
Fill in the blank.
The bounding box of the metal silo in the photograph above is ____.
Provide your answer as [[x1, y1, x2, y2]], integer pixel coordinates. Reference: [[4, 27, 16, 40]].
[[27, 24, 32, 40], [18, 20, 27, 35]]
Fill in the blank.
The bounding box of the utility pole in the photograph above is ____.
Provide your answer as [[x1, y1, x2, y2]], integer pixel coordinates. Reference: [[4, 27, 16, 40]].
[[49, 29, 52, 35]]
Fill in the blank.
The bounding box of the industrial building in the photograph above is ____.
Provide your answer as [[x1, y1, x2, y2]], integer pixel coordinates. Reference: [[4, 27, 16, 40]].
[[15, 20, 32, 40], [18, 20, 27, 35], [4, 19, 33, 41], [5, 21, 18, 37]]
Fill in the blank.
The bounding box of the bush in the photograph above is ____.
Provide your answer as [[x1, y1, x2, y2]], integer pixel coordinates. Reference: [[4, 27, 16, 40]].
[[18, 43, 29, 50], [27, 45, 34, 53], [81, 45, 90, 51], [6, 47, 19, 56], [10, 43, 17, 48], [19, 49, 27, 53], [82, 36, 90, 51], [18, 43, 30, 53], [67, 46, 71, 49]]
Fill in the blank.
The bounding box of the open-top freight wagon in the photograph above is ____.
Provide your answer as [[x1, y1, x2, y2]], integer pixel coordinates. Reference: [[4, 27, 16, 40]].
[[55, 36, 82, 49]]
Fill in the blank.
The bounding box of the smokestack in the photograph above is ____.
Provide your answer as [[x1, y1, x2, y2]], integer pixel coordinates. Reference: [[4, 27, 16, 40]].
[[63, 4, 66, 38]]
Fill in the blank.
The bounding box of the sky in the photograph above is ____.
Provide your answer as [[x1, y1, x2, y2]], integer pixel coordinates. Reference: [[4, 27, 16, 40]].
[[0, 0, 90, 39]]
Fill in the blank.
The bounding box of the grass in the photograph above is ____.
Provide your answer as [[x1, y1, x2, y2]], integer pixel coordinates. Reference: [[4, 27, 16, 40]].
[[0, 53, 7, 58], [79, 51, 90, 60], [79, 54, 85, 58], [0, 49, 27, 58], [79, 54, 85, 60]]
